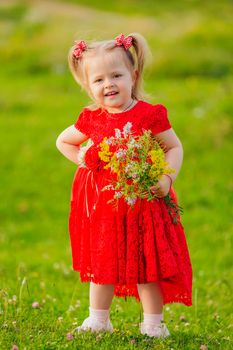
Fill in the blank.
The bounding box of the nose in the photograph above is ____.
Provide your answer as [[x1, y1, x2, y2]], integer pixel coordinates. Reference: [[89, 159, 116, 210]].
[[104, 78, 114, 89]]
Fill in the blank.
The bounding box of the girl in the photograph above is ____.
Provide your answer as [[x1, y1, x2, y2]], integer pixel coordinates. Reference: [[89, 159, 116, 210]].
[[56, 33, 192, 338]]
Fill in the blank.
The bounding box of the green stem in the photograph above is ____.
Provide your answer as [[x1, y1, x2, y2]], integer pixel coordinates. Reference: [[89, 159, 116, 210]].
[[163, 194, 183, 224]]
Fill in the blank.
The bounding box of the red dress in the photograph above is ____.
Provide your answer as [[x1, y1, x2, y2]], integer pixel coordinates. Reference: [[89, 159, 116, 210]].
[[69, 100, 193, 306]]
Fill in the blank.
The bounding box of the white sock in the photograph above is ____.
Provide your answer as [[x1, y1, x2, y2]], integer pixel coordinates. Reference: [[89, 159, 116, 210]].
[[143, 313, 163, 325], [89, 307, 110, 322]]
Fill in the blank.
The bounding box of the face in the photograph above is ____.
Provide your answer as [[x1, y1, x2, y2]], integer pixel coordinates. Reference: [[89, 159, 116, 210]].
[[86, 50, 136, 113]]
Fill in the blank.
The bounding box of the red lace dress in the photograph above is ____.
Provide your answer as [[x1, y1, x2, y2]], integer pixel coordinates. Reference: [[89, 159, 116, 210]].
[[69, 100, 193, 306]]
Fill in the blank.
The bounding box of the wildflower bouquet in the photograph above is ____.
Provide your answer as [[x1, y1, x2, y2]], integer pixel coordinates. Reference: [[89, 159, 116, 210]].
[[98, 122, 183, 223]]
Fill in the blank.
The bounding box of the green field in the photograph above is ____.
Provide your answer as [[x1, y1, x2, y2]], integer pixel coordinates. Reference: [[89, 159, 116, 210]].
[[0, 0, 232, 349]]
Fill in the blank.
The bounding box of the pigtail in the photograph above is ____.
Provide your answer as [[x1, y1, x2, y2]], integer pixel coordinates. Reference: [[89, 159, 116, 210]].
[[127, 32, 152, 101], [68, 45, 85, 88], [68, 44, 97, 106]]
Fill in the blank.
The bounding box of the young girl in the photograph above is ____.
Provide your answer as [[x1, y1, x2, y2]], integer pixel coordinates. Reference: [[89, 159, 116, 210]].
[[56, 33, 192, 338]]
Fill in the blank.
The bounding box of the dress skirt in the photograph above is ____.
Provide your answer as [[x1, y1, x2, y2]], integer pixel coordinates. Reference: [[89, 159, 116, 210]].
[[68, 166, 193, 306]]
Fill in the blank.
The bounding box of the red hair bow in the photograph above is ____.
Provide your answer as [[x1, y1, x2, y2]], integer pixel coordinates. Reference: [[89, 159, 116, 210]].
[[115, 34, 133, 50], [73, 40, 87, 59]]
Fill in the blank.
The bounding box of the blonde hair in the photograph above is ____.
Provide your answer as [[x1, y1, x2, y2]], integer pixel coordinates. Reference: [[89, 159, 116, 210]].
[[68, 33, 152, 104]]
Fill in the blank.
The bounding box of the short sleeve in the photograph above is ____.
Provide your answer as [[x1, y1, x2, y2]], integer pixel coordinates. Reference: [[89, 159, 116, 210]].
[[74, 108, 91, 136], [149, 104, 172, 134]]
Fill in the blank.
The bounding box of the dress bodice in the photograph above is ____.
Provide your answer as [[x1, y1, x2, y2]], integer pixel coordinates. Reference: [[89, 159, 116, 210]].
[[74, 100, 172, 145]]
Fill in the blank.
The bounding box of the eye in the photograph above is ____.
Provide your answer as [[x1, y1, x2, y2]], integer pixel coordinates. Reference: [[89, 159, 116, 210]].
[[94, 78, 102, 83], [114, 74, 122, 78]]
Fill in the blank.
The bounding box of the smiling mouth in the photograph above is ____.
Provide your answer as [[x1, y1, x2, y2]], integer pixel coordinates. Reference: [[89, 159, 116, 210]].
[[105, 91, 118, 96]]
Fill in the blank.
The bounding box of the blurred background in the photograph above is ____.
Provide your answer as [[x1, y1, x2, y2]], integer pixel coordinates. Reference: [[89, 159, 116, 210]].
[[0, 0, 232, 349]]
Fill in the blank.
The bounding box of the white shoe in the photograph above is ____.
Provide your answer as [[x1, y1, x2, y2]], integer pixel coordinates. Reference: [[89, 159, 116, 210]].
[[140, 322, 170, 338], [75, 316, 114, 334]]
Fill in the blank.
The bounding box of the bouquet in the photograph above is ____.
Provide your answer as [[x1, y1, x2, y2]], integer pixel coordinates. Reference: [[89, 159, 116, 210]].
[[98, 122, 183, 223]]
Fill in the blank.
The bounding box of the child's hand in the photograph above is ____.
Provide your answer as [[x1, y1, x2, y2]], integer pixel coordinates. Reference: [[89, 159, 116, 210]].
[[150, 175, 171, 198], [77, 139, 93, 166]]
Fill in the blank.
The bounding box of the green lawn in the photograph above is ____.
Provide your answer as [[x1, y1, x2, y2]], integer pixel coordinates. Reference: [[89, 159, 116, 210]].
[[0, 0, 232, 349]]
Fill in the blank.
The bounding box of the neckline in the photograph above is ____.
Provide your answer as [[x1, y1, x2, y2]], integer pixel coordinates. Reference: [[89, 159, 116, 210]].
[[103, 100, 142, 118]]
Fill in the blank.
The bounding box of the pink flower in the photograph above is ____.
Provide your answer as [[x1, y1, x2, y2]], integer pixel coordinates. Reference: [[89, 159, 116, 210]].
[[11, 345, 19, 350], [66, 332, 74, 340], [32, 301, 40, 309], [96, 334, 102, 341]]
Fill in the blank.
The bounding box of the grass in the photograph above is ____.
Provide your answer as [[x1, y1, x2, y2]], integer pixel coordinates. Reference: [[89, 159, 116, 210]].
[[0, 0, 232, 349]]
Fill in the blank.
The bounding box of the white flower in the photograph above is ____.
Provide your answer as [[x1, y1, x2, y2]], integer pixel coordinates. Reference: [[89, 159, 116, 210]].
[[105, 138, 112, 145], [128, 138, 136, 147], [126, 197, 137, 206], [114, 128, 121, 138], [125, 164, 132, 173], [102, 184, 115, 191], [116, 149, 126, 158], [114, 192, 123, 198], [123, 122, 132, 137]]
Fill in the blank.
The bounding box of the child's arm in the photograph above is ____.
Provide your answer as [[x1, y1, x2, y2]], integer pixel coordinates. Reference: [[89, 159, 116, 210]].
[[157, 128, 183, 183], [56, 125, 89, 165], [151, 128, 183, 197]]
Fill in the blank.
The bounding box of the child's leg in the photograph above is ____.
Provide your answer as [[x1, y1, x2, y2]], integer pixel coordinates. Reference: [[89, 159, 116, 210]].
[[137, 282, 163, 313], [137, 282, 170, 338], [89, 282, 115, 309], [75, 282, 115, 333]]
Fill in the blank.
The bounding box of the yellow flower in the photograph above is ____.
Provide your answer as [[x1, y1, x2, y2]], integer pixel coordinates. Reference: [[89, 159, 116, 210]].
[[149, 149, 158, 163], [109, 155, 120, 173], [98, 138, 112, 162], [149, 148, 164, 164]]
